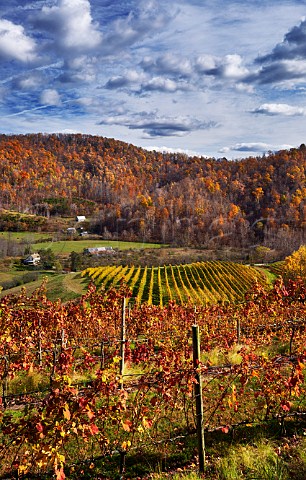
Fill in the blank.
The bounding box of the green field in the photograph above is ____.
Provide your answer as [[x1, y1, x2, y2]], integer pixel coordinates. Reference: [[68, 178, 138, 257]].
[[0, 231, 52, 242], [0, 260, 266, 305], [0, 231, 163, 254], [33, 239, 163, 254], [0, 271, 89, 302], [0, 234, 163, 300], [0, 231, 272, 304], [0, 230, 163, 257]]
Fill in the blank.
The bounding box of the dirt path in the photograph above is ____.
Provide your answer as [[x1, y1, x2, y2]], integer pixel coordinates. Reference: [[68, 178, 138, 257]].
[[62, 272, 87, 296]]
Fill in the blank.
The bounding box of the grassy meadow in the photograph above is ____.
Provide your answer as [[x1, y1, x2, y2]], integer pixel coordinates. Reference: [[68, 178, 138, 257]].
[[0, 233, 164, 300], [33, 238, 163, 254], [0, 229, 279, 304], [0, 230, 163, 253]]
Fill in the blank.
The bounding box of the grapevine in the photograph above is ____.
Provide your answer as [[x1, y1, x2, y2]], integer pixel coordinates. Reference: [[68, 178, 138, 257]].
[[0, 278, 305, 478]]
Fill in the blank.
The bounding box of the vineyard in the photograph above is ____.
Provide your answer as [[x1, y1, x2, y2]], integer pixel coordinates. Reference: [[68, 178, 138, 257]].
[[267, 261, 285, 277], [0, 277, 305, 478], [82, 261, 264, 305]]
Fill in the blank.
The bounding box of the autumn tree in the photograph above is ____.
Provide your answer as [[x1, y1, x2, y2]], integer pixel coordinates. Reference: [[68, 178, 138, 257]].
[[283, 245, 306, 282], [0, 134, 306, 249]]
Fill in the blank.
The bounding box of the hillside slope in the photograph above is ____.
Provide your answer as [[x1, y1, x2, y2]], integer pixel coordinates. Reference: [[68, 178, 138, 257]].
[[82, 260, 265, 306], [0, 133, 305, 252]]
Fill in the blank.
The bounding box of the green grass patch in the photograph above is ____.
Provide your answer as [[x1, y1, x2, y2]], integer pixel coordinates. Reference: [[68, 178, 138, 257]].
[[0, 270, 25, 283], [216, 439, 288, 479], [0, 231, 52, 243], [255, 266, 277, 285], [0, 272, 89, 302], [201, 344, 244, 366], [0, 266, 53, 292], [62, 272, 89, 296], [268, 261, 285, 277], [64, 419, 306, 479], [43, 274, 88, 301], [8, 371, 49, 396], [34, 239, 163, 254]]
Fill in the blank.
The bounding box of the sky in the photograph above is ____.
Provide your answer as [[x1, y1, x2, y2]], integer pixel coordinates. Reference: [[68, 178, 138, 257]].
[[2, 0, 306, 159]]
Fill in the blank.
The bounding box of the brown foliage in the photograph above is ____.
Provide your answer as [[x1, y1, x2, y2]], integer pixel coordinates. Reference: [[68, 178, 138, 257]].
[[0, 134, 305, 251]]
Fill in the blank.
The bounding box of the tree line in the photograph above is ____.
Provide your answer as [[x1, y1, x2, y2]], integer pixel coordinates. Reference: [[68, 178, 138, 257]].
[[0, 133, 305, 256]]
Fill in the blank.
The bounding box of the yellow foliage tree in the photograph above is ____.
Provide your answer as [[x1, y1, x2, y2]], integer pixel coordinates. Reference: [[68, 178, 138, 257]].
[[283, 245, 306, 281]]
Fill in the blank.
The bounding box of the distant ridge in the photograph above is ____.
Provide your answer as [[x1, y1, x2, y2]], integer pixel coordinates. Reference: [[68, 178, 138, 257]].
[[0, 133, 305, 252]]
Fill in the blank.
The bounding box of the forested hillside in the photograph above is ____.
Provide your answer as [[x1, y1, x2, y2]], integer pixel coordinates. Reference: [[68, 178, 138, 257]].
[[0, 133, 305, 253]]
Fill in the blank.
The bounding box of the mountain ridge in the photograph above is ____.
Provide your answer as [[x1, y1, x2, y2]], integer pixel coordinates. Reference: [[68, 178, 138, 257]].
[[0, 133, 305, 254]]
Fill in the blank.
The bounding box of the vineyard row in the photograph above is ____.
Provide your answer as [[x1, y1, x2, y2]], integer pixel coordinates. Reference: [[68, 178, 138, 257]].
[[82, 260, 263, 305], [0, 278, 305, 478]]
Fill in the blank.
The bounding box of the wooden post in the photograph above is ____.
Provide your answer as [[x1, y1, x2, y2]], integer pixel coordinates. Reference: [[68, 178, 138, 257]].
[[61, 329, 66, 351], [289, 323, 296, 356], [100, 341, 105, 370], [120, 298, 126, 389], [50, 343, 57, 387], [192, 325, 205, 473], [38, 318, 42, 367], [119, 450, 126, 476], [236, 316, 241, 344], [2, 356, 9, 409]]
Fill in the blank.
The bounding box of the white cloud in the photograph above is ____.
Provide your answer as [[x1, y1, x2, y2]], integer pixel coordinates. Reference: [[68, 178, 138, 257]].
[[0, 19, 37, 62], [105, 70, 146, 89], [40, 89, 61, 106], [141, 53, 249, 82], [36, 0, 101, 53], [219, 142, 293, 153], [2, 0, 306, 159], [145, 145, 207, 157], [142, 77, 183, 92], [141, 53, 192, 77], [257, 17, 306, 64], [16, 73, 42, 90], [235, 82, 254, 93], [98, 111, 217, 137], [221, 54, 249, 79], [60, 56, 98, 83], [249, 58, 306, 85], [194, 54, 249, 80], [248, 18, 306, 85], [252, 103, 306, 116], [194, 54, 218, 73], [229, 142, 272, 152], [0, 86, 7, 103], [100, 0, 174, 55], [104, 70, 189, 93]]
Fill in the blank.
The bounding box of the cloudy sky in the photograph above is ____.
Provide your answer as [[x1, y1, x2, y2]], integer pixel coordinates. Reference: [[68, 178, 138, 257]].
[[2, 0, 306, 158]]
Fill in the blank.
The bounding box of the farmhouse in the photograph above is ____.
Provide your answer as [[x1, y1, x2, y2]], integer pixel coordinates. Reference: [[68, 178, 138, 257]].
[[23, 253, 40, 266], [83, 246, 114, 255], [76, 215, 86, 222]]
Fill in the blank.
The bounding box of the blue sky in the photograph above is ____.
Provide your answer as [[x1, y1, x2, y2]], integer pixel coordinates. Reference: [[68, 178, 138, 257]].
[[2, 0, 306, 158]]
